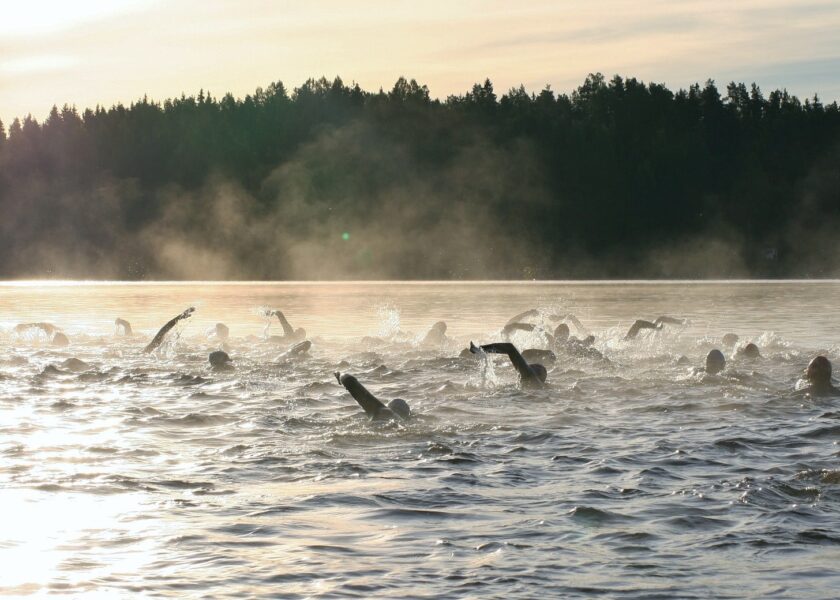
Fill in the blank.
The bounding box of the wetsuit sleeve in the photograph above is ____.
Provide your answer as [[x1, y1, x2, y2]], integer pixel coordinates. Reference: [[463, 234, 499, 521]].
[[338, 373, 386, 417], [477, 342, 540, 384], [625, 319, 657, 340], [654, 316, 683, 326], [274, 311, 296, 337], [506, 309, 539, 326], [502, 322, 536, 336], [144, 307, 195, 353]]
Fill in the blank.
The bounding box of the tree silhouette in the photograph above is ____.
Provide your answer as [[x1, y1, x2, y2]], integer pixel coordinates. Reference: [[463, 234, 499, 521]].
[[0, 73, 838, 279]]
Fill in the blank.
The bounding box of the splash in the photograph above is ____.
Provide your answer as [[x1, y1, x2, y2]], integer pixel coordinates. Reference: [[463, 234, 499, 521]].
[[375, 304, 401, 339]]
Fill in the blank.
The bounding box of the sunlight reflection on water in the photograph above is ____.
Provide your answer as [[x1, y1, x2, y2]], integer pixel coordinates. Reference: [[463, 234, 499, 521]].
[[1, 281, 839, 598]]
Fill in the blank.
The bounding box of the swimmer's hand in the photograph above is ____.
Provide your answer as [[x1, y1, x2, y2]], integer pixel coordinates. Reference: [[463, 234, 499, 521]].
[[469, 341, 480, 354], [334, 371, 342, 384]]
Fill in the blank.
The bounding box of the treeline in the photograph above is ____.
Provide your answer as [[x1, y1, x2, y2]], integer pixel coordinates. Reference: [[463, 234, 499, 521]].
[[1, 74, 839, 279]]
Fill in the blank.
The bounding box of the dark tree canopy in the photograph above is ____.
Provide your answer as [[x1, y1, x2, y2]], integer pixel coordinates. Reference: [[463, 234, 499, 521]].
[[1, 74, 839, 280]]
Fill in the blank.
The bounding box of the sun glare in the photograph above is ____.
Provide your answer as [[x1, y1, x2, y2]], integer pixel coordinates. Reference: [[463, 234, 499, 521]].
[[0, 0, 157, 37]]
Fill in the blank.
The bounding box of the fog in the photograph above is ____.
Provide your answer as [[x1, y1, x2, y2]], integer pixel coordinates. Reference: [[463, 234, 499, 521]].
[[1, 75, 838, 280]]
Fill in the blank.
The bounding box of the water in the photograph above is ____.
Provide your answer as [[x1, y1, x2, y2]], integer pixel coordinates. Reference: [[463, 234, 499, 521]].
[[1, 281, 839, 598]]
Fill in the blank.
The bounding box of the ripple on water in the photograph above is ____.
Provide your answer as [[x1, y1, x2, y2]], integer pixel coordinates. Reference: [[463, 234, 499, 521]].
[[2, 281, 840, 599]]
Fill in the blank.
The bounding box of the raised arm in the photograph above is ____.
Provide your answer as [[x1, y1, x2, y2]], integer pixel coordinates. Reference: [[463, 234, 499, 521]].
[[654, 316, 684, 326], [506, 309, 539, 326], [271, 310, 296, 337], [563, 314, 589, 335], [115, 318, 133, 336], [502, 322, 537, 338], [335, 372, 386, 417], [144, 307, 195, 353], [15, 322, 58, 336], [625, 319, 659, 340], [470, 341, 543, 386]]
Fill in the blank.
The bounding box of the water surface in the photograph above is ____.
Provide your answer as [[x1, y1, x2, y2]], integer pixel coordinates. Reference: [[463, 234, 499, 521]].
[[1, 281, 839, 598]]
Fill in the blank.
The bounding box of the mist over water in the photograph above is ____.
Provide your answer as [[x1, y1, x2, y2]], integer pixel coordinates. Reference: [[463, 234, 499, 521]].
[[1, 281, 839, 598]]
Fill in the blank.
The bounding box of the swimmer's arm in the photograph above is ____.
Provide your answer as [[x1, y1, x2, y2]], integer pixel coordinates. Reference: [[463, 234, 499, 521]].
[[502, 322, 536, 337], [16, 323, 57, 335], [272, 310, 295, 337], [471, 342, 540, 383], [335, 372, 386, 417], [625, 319, 658, 340], [654, 316, 684, 326], [506, 309, 539, 326], [143, 307, 195, 353], [115, 318, 133, 336], [563, 314, 589, 335]]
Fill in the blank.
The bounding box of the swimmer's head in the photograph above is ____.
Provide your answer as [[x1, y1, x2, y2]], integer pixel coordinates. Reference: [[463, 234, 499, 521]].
[[722, 333, 739, 347], [215, 323, 230, 340], [52, 332, 69, 347], [705, 349, 725, 374], [530, 363, 548, 383], [209, 350, 232, 368], [295, 327, 306, 340], [806, 355, 832, 386], [553, 324, 570, 342], [431, 321, 447, 334], [387, 398, 411, 419], [739, 342, 760, 359]]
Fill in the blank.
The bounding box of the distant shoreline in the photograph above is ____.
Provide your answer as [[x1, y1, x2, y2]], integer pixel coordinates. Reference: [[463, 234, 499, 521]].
[[2, 279, 840, 286]]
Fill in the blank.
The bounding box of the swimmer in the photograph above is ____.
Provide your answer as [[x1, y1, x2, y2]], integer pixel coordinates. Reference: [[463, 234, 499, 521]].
[[115, 318, 133, 336], [625, 316, 684, 340], [280, 340, 312, 358], [60, 357, 91, 372], [508, 310, 591, 336], [705, 349, 726, 375], [469, 341, 547, 387], [736, 342, 761, 359], [143, 307, 195, 353], [15, 322, 67, 345], [722, 333, 739, 347], [506, 309, 540, 326], [520, 323, 600, 361], [209, 350, 234, 371], [502, 321, 541, 339], [553, 323, 570, 343], [334, 372, 410, 420], [556, 314, 591, 337], [213, 323, 229, 341], [14, 322, 59, 337], [550, 324, 596, 349], [802, 356, 838, 396], [52, 332, 70, 346], [265, 309, 306, 344], [421, 321, 448, 346]]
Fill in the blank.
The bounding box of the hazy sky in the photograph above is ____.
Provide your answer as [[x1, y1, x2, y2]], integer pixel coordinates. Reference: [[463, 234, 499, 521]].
[[2, 0, 839, 125]]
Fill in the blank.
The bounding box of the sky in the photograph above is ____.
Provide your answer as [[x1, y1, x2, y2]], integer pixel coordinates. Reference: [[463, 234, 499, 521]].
[[1, 0, 840, 125]]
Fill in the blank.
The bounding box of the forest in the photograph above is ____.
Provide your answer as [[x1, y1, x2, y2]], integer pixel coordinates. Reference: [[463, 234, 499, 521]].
[[1, 73, 839, 279]]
